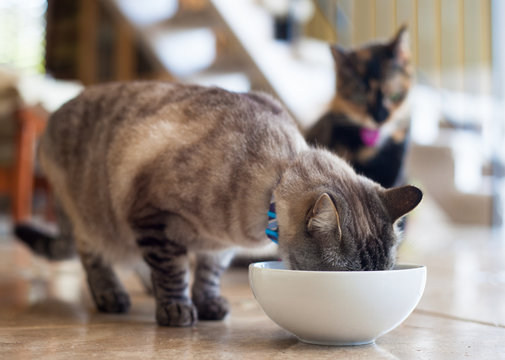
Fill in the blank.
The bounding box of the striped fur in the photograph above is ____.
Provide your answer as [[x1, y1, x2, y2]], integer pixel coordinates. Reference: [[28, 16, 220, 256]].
[[24, 81, 422, 326]]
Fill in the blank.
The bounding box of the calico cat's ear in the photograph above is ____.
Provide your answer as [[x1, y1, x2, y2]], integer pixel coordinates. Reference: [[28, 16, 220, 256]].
[[307, 193, 342, 242], [389, 24, 410, 64], [330, 44, 348, 65], [381, 185, 423, 222]]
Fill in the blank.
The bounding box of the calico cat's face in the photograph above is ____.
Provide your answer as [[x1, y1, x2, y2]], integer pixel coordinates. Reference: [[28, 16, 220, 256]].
[[275, 151, 422, 271], [331, 25, 412, 128]]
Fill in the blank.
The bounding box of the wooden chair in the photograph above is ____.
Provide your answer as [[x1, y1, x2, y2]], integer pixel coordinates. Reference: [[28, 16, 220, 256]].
[[0, 105, 50, 224]]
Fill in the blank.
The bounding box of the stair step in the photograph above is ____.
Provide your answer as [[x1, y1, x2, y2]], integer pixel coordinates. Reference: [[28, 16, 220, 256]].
[[209, 0, 334, 127], [144, 26, 217, 77], [183, 70, 251, 92], [165, 5, 221, 29], [407, 139, 493, 225], [110, 0, 178, 27], [407, 142, 456, 193], [439, 191, 493, 225]]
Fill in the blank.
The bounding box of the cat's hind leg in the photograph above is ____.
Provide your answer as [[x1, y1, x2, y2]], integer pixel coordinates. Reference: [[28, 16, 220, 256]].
[[192, 250, 235, 321], [80, 250, 131, 313]]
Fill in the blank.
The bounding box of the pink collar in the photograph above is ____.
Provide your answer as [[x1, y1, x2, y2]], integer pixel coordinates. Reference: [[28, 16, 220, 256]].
[[359, 128, 380, 147]]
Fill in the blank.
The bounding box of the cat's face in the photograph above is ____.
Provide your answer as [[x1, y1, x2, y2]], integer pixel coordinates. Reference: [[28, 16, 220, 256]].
[[331, 26, 412, 128], [275, 151, 422, 271]]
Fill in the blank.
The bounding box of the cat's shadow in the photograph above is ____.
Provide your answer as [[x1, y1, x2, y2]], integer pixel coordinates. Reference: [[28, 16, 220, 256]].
[[13, 299, 400, 358], [8, 298, 90, 327], [13, 290, 156, 326]]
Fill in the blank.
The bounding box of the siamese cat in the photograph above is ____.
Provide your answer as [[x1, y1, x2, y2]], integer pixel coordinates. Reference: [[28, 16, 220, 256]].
[[16, 82, 422, 326]]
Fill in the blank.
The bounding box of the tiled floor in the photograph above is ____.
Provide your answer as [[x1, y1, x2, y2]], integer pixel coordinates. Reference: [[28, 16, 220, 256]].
[[1, 196, 504, 359]]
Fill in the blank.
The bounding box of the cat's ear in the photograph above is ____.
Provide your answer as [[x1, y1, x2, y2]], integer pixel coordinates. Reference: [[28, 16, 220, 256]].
[[381, 185, 423, 223], [330, 44, 348, 66], [389, 24, 410, 65], [307, 193, 342, 242]]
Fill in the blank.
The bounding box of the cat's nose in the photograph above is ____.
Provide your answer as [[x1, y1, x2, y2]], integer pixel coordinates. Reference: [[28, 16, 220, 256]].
[[373, 105, 389, 124]]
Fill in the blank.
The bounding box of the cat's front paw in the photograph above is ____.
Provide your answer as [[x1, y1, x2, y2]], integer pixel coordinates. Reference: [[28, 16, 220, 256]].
[[194, 295, 229, 321], [93, 289, 131, 313], [156, 300, 197, 326]]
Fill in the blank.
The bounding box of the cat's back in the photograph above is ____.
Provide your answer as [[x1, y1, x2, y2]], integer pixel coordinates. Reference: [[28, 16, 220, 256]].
[[41, 82, 204, 165], [38, 82, 303, 251], [41, 81, 296, 166]]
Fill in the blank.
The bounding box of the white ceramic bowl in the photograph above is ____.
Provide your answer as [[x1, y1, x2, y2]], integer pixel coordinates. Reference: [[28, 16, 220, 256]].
[[249, 261, 426, 346]]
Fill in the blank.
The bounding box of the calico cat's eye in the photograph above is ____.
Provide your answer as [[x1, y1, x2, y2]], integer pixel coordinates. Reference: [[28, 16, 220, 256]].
[[389, 92, 404, 103], [351, 93, 367, 104]]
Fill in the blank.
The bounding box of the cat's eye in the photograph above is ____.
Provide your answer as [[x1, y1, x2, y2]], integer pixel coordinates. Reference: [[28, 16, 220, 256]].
[[352, 93, 367, 104], [389, 93, 404, 103]]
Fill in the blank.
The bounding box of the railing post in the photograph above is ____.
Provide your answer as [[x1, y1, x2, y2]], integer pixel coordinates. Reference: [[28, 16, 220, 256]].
[[491, 0, 505, 238]]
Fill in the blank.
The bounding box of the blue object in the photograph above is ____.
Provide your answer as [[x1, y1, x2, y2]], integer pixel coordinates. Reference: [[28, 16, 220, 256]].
[[266, 197, 279, 244]]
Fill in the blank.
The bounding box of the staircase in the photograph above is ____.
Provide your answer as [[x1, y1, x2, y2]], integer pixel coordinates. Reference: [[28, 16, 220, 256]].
[[101, 0, 334, 127], [102, 0, 254, 92], [407, 86, 494, 225]]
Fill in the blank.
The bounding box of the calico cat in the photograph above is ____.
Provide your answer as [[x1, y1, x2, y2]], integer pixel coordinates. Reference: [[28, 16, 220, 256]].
[[306, 26, 412, 188], [15, 82, 422, 327]]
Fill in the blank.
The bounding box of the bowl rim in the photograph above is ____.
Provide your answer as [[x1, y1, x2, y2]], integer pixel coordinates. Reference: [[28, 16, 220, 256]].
[[249, 261, 426, 275]]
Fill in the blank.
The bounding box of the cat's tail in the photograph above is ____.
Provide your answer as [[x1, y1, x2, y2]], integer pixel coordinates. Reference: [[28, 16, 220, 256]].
[[14, 223, 76, 260]]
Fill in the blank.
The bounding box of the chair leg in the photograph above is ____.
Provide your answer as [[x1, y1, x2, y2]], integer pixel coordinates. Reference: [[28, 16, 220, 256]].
[[13, 109, 37, 224]]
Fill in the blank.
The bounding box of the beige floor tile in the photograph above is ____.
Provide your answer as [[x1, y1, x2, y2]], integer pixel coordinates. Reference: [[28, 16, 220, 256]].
[[1, 257, 504, 360], [398, 197, 505, 327], [1, 197, 505, 359]]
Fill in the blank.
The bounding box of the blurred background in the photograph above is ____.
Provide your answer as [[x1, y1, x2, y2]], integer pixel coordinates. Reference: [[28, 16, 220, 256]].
[[0, 0, 504, 238]]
